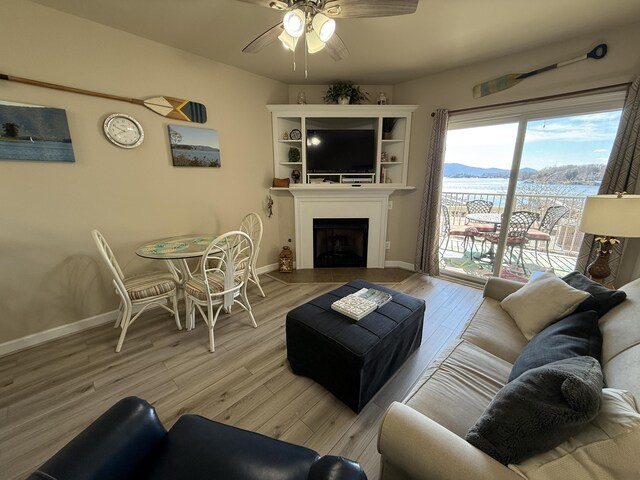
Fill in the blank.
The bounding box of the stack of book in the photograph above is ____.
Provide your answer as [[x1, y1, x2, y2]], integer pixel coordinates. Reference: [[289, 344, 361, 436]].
[[331, 287, 393, 320]]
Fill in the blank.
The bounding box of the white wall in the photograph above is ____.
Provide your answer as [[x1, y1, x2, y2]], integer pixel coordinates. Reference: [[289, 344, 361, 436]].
[[0, 0, 288, 343], [391, 21, 640, 284]]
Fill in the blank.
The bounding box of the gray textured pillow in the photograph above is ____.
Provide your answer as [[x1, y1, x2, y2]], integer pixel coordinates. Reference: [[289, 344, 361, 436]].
[[466, 356, 603, 465]]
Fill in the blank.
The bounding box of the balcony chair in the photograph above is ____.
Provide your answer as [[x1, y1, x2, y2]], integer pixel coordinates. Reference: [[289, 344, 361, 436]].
[[526, 205, 569, 265], [465, 199, 495, 232], [239, 212, 265, 297], [184, 231, 257, 352], [91, 230, 181, 353], [481, 210, 539, 274], [440, 204, 479, 257]]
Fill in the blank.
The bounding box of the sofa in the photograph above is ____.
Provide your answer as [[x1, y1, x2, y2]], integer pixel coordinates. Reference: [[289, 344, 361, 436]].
[[28, 396, 367, 480], [378, 275, 640, 479]]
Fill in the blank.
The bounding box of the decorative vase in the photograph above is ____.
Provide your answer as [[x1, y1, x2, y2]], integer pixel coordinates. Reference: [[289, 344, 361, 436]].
[[587, 239, 613, 284], [338, 96, 350, 105], [279, 246, 293, 273]]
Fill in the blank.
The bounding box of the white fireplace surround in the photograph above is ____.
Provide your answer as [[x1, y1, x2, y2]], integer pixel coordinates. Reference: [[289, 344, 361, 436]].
[[291, 188, 395, 269]]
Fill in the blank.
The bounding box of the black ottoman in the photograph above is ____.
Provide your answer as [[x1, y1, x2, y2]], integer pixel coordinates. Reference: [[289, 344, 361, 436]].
[[286, 279, 426, 412]]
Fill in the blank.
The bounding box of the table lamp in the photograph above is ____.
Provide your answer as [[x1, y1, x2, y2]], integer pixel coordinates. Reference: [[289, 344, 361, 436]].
[[578, 192, 640, 283]]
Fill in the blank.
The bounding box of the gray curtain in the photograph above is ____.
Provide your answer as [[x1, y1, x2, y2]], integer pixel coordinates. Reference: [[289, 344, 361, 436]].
[[576, 76, 640, 284], [415, 109, 448, 274]]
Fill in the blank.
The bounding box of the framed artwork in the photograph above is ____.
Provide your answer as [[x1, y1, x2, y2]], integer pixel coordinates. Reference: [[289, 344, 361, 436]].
[[168, 124, 220, 167], [0, 100, 75, 162]]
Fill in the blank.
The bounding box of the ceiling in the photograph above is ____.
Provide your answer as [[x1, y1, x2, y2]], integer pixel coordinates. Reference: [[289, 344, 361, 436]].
[[29, 0, 640, 85]]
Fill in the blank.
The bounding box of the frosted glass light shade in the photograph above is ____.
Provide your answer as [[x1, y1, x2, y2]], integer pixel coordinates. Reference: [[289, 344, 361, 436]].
[[306, 29, 326, 53], [579, 194, 640, 237], [312, 13, 335, 42], [278, 30, 299, 51], [283, 9, 305, 38]]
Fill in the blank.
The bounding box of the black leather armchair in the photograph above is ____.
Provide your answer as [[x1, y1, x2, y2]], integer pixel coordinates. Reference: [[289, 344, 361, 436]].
[[27, 396, 368, 480]]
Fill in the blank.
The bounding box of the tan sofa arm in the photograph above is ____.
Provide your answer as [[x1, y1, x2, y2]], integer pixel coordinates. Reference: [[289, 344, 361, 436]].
[[378, 402, 518, 480], [483, 277, 523, 302]]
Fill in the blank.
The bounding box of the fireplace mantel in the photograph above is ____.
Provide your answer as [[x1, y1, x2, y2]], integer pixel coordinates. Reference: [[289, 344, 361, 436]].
[[289, 188, 400, 269]]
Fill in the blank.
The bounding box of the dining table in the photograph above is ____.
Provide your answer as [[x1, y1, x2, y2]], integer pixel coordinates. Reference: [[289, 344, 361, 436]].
[[465, 213, 502, 261], [136, 233, 234, 312]]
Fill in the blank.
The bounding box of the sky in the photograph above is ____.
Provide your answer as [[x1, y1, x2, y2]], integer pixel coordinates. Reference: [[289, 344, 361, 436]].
[[169, 124, 219, 148], [444, 110, 622, 171]]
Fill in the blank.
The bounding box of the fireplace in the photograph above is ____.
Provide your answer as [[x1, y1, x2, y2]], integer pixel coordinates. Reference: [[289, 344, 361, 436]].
[[313, 218, 369, 268]]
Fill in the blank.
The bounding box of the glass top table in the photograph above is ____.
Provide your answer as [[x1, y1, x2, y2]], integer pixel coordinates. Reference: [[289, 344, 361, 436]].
[[136, 234, 217, 259]]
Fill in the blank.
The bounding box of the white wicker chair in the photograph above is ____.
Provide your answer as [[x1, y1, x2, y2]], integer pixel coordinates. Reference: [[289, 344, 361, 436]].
[[239, 212, 265, 297], [91, 230, 181, 353], [184, 231, 257, 352]]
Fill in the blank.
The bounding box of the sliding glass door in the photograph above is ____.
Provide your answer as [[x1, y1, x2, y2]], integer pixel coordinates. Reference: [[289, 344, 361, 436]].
[[439, 93, 624, 283]]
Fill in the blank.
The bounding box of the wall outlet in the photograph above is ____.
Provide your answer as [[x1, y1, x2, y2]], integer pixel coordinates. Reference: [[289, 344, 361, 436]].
[[385, 241, 391, 250], [388, 201, 393, 210]]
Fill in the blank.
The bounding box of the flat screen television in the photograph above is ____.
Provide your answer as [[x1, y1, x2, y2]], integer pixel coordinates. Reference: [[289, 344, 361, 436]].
[[306, 129, 375, 173]]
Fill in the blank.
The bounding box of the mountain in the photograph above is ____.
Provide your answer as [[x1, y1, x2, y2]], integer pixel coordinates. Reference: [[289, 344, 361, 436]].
[[444, 163, 537, 178]]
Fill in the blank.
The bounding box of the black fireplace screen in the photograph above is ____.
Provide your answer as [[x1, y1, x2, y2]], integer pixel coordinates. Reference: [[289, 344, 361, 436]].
[[313, 218, 369, 268]]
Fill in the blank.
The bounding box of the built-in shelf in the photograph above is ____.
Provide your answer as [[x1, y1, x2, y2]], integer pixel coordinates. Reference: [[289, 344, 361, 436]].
[[268, 105, 417, 188]]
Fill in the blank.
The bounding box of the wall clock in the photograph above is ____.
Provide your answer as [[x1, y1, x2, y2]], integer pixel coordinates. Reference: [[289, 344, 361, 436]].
[[289, 128, 302, 140], [103, 113, 145, 149]]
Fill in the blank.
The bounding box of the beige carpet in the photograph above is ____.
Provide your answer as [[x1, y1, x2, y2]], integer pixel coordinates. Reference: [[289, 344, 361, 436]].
[[266, 267, 416, 285]]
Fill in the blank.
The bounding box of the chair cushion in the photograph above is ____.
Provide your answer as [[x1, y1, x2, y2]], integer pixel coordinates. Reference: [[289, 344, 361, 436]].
[[500, 271, 591, 340], [526, 228, 551, 241], [562, 271, 627, 317], [509, 388, 640, 479], [466, 356, 603, 465], [185, 273, 240, 301], [124, 273, 176, 300], [467, 222, 495, 232], [450, 226, 478, 236], [508, 310, 602, 382]]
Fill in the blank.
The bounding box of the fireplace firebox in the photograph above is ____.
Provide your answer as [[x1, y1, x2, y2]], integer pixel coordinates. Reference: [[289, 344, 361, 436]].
[[313, 218, 368, 268]]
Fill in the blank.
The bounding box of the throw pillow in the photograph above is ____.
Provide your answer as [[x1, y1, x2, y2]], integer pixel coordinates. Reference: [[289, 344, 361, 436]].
[[509, 388, 640, 479], [562, 271, 627, 317], [465, 356, 603, 465], [501, 271, 591, 340], [508, 310, 602, 382]]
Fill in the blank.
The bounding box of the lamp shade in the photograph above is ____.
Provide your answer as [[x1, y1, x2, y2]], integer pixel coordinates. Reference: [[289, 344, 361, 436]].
[[312, 13, 335, 42], [306, 29, 326, 53], [278, 30, 299, 51], [579, 194, 640, 237], [283, 9, 305, 38]]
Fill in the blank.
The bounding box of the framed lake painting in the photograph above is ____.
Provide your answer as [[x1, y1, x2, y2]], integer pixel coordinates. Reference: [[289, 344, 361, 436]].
[[0, 100, 75, 162], [168, 124, 220, 167]]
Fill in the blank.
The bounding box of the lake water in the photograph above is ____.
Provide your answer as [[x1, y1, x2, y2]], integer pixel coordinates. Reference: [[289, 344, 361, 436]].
[[0, 140, 75, 162], [443, 177, 599, 197]]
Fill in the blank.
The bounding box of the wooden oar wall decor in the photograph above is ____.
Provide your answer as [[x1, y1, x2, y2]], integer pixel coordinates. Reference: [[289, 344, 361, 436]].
[[473, 44, 608, 99], [0, 73, 207, 123]]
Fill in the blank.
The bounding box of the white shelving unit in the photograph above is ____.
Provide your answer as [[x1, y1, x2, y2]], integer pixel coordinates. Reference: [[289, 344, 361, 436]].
[[268, 105, 417, 188]]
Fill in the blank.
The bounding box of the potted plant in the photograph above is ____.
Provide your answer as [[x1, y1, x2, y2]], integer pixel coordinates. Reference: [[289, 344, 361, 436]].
[[382, 118, 398, 139], [323, 81, 369, 105]]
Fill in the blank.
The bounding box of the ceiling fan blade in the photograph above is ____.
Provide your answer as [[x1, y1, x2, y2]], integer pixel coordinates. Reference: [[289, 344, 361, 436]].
[[235, 0, 288, 9], [243, 23, 284, 53], [324, 0, 418, 18], [325, 33, 349, 61]]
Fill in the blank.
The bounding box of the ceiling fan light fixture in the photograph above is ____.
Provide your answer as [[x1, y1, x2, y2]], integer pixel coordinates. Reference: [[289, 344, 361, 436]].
[[283, 9, 305, 38], [278, 30, 298, 51], [306, 29, 326, 53], [312, 13, 336, 42]]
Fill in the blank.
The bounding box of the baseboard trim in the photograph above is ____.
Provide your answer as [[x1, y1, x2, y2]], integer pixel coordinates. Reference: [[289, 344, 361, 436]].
[[256, 263, 279, 274], [0, 309, 118, 358], [384, 260, 415, 271]]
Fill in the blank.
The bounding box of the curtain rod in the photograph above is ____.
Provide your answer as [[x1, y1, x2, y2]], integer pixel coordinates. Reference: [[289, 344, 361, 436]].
[[430, 82, 632, 117]]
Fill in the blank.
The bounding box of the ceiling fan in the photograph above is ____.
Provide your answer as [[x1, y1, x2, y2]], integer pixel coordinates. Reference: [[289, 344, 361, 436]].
[[239, 0, 418, 63]]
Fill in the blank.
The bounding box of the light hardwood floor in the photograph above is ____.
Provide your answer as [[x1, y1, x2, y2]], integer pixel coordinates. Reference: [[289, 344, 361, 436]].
[[0, 273, 483, 479]]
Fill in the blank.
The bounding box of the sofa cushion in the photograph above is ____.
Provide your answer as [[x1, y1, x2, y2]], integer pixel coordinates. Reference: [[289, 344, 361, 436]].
[[562, 271, 627, 317], [599, 278, 640, 364], [509, 388, 640, 479], [466, 356, 603, 465], [404, 339, 512, 438], [508, 310, 602, 382], [500, 271, 590, 340]]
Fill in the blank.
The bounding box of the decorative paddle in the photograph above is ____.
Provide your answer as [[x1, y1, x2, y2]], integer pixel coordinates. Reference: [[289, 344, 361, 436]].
[[473, 44, 608, 99], [0, 73, 207, 123]]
